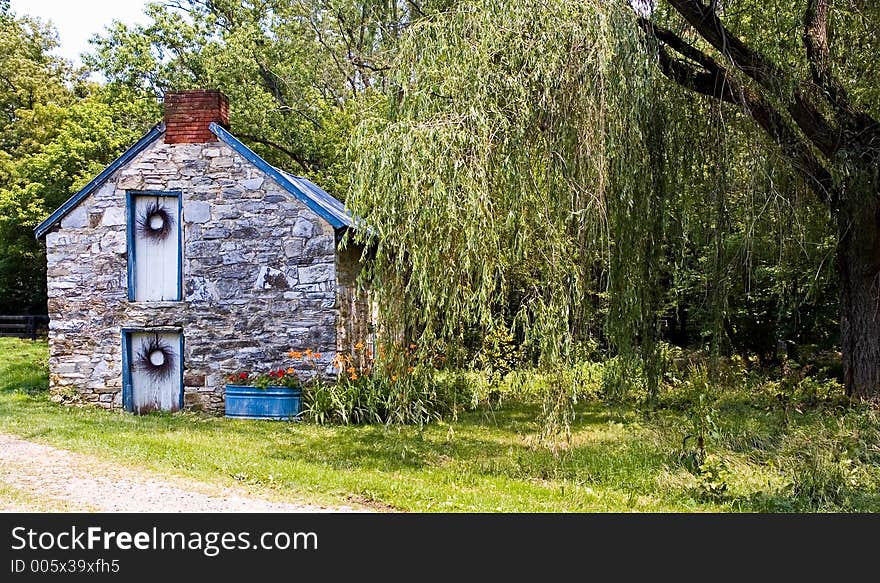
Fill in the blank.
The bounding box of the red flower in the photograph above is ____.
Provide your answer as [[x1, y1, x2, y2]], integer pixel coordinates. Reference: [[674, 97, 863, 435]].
[[268, 370, 276, 378], [277, 368, 286, 377], [238, 372, 247, 380]]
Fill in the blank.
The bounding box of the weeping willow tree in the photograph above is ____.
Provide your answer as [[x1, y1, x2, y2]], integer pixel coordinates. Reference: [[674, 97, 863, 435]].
[[348, 0, 663, 373], [347, 0, 880, 400]]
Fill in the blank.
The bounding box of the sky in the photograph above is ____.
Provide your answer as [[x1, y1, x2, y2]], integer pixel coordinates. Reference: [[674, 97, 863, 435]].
[[10, 0, 151, 66]]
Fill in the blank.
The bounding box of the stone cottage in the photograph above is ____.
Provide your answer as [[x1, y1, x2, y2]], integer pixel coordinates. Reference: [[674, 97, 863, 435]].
[[34, 90, 372, 414]]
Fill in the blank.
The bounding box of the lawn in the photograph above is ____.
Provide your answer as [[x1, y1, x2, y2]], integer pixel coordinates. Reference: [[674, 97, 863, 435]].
[[0, 481, 78, 512], [1, 337, 878, 512]]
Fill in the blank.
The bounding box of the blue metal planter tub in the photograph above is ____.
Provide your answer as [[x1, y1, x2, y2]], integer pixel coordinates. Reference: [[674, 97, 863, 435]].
[[225, 385, 302, 420]]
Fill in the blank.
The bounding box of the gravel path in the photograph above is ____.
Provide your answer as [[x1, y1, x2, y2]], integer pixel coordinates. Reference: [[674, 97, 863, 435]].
[[0, 433, 362, 513]]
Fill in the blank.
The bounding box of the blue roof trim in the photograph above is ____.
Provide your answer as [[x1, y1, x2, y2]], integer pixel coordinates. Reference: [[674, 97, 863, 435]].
[[277, 171, 353, 228], [34, 123, 166, 239], [209, 122, 353, 230]]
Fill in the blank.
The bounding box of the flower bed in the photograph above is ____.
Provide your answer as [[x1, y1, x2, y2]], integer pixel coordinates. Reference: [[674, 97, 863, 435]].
[[224, 365, 304, 421]]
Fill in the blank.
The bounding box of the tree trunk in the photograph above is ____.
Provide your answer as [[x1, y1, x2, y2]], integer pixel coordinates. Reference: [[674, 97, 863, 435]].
[[837, 180, 880, 400]]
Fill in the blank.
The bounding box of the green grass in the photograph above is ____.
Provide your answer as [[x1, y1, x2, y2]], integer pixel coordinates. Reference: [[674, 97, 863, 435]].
[[0, 337, 49, 393], [1, 337, 878, 512], [0, 481, 81, 512]]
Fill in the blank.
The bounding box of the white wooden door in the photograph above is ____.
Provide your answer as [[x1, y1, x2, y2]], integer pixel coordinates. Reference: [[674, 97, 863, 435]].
[[129, 331, 182, 414], [132, 194, 180, 301]]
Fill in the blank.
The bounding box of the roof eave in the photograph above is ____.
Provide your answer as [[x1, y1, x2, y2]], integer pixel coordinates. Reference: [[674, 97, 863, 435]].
[[33, 122, 356, 239]]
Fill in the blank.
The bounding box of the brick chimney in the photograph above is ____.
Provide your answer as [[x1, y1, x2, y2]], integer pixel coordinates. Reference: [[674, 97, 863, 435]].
[[163, 89, 229, 144]]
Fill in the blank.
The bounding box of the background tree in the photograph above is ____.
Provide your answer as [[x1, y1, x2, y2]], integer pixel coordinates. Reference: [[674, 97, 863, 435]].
[[0, 12, 76, 314], [86, 0, 446, 193], [0, 10, 158, 313], [641, 1, 879, 396]]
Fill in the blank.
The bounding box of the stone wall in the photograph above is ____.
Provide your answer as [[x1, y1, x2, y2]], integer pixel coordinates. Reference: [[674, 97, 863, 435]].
[[45, 137, 342, 413], [336, 242, 375, 370]]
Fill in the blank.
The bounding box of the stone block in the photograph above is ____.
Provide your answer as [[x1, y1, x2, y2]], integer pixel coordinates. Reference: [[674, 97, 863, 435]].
[[185, 201, 211, 223], [100, 207, 126, 226], [184, 374, 206, 386], [213, 205, 239, 219], [61, 206, 88, 228], [210, 157, 234, 169], [283, 239, 304, 258], [202, 227, 231, 240], [292, 218, 315, 238], [304, 235, 334, 257], [117, 174, 143, 190], [298, 263, 334, 284], [254, 266, 295, 290], [241, 177, 264, 190]]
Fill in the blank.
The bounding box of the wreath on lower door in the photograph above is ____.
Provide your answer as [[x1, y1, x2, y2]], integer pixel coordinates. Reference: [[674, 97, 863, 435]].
[[135, 335, 176, 380], [136, 200, 175, 242]]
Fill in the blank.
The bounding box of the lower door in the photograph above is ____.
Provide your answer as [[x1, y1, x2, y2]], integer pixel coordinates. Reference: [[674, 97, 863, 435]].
[[123, 331, 183, 414]]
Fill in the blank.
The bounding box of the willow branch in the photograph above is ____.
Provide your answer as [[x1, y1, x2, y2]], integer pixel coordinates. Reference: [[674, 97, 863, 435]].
[[640, 19, 837, 206]]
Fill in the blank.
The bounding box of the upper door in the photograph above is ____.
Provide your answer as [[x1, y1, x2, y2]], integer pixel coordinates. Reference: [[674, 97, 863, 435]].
[[127, 191, 181, 301]]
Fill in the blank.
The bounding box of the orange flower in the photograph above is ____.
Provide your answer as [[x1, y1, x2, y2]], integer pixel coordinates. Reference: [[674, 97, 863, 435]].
[[355, 342, 364, 350], [313, 353, 321, 359], [407, 366, 415, 373], [347, 367, 356, 374], [391, 375, 398, 382], [409, 343, 416, 349], [290, 350, 303, 359], [350, 373, 359, 380], [287, 368, 295, 374], [304, 348, 313, 357]]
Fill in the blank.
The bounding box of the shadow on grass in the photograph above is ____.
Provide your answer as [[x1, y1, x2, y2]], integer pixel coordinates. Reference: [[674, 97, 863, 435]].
[[0, 391, 672, 487], [0, 361, 49, 394]]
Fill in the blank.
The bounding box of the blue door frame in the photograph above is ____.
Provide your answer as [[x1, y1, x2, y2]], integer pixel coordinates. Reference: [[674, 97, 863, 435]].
[[121, 328, 185, 413], [126, 189, 183, 302]]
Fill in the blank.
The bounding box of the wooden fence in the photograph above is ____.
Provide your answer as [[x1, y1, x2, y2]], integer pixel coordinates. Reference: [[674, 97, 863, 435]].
[[0, 315, 49, 340]]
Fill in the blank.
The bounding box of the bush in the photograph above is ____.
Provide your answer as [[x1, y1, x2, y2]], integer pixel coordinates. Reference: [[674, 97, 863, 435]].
[[474, 327, 522, 382], [303, 344, 473, 426], [696, 454, 731, 501], [600, 356, 645, 401], [776, 411, 880, 510], [782, 440, 864, 509]]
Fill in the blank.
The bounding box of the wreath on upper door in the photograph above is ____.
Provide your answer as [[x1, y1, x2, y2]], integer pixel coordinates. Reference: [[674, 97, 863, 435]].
[[137, 200, 175, 242], [135, 335, 176, 381]]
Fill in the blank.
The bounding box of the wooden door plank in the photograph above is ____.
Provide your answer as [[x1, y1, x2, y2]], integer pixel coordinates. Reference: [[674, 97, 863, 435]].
[[133, 195, 180, 301], [130, 331, 182, 413]]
